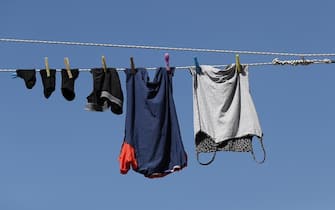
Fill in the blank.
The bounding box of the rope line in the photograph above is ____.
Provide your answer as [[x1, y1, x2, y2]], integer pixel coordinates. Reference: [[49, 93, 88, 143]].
[[0, 58, 333, 72], [1, 38, 335, 57]]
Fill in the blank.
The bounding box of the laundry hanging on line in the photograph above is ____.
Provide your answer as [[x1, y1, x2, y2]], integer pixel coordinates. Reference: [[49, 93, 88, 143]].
[[117, 63, 266, 178], [190, 64, 265, 165], [4, 55, 335, 179], [10, 56, 335, 162], [16, 68, 124, 115], [85, 68, 123, 114], [16, 70, 36, 89], [119, 67, 187, 178], [61, 69, 80, 101], [11, 56, 335, 98], [12, 64, 267, 178], [3, 57, 335, 73], [16, 69, 81, 101], [2, 37, 335, 179]]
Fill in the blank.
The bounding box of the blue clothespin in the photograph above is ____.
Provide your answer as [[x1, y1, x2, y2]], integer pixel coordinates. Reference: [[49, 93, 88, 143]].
[[194, 57, 201, 73], [11, 73, 17, 79]]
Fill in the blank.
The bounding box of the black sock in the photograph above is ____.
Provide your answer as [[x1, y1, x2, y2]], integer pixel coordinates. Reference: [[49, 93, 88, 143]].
[[16, 69, 36, 89], [101, 68, 124, 114], [40, 69, 56, 99], [85, 68, 107, 111], [61, 69, 79, 101]]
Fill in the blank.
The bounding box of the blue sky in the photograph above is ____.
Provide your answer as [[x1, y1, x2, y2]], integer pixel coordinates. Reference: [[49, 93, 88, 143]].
[[0, 0, 334, 210]]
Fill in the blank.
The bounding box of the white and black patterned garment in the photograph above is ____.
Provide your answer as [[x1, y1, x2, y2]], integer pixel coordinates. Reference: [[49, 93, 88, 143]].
[[189, 65, 265, 165]]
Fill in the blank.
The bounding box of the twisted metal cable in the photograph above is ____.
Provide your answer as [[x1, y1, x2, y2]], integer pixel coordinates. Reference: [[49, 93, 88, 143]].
[[1, 38, 335, 57], [0, 58, 333, 73]]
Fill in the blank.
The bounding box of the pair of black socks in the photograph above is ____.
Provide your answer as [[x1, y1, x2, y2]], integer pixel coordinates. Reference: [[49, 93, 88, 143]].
[[16, 69, 79, 100]]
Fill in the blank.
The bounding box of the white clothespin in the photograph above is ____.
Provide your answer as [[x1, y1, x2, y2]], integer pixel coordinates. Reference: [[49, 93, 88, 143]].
[[45, 57, 51, 77], [102, 56, 107, 73]]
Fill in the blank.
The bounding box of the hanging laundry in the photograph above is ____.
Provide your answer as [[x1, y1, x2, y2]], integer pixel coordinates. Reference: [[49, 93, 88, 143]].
[[40, 69, 56, 99], [119, 67, 187, 178], [61, 69, 79, 101], [189, 65, 265, 165], [85, 68, 123, 114], [16, 69, 36, 89]]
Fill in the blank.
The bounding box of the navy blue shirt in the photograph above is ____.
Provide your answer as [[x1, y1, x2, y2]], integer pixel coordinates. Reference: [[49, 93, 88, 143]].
[[119, 67, 187, 178]]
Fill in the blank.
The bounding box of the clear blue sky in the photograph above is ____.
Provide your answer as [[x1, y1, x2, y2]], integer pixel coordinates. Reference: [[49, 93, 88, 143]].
[[1, 0, 334, 210]]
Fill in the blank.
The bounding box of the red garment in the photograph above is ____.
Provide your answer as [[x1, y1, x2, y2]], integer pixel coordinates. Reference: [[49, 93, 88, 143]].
[[119, 142, 138, 174]]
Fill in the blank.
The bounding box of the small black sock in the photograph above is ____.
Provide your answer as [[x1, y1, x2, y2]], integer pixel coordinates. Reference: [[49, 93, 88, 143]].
[[85, 68, 106, 111], [16, 69, 36, 89], [101, 68, 124, 114], [40, 69, 56, 99], [61, 69, 79, 101]]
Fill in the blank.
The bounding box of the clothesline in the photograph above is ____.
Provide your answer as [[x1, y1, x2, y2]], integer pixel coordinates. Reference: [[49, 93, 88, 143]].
[[0, 58, 333, 73], [1, 38, 335, 57]]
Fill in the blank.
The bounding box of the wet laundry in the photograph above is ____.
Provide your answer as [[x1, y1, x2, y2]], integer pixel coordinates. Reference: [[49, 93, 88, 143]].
[[189, 64, 265, 165], [40, 69, 56, 99], [119, 67, 187, 178], [16, 69, 36, 89], [85, 68, 123, 114], [61, 69, 79, 101]]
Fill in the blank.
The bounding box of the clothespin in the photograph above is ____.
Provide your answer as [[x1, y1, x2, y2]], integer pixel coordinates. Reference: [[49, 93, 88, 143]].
[[64, 57, 73, 79], [164, 53, 170, 72], [102, 56, 107, 73], [130, 57, 136, 74], [44, 57, 51, 77], [235, 54, 241, 73], [194, 57, 201, 73]]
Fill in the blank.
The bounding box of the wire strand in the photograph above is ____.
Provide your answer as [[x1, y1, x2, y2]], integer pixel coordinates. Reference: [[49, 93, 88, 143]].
[[1, 38, 335, 57], [0, 58, 333, 72]]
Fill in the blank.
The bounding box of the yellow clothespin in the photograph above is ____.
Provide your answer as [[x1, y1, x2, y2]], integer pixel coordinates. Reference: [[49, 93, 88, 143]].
[[102, 56, 107, 73], [235, 54, 241, 73], [44, 57, 51, 77], [130, 57, 136, 74], [64, 57, 73, 79]]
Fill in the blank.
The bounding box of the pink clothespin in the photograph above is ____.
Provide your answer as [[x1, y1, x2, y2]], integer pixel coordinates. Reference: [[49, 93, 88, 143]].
[[164, 53, 170, 72]]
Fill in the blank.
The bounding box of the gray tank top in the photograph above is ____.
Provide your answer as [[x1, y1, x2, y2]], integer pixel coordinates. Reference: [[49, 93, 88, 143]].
[[189, 64, 266, 165]]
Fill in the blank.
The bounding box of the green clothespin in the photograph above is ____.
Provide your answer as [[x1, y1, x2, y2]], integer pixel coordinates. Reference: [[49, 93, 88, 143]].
[[102, 56, 107, 73], [235, 54, 241, 73]]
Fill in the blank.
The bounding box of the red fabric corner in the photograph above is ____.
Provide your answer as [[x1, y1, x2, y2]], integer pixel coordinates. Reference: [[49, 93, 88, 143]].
[[119, 141, 138, 174]]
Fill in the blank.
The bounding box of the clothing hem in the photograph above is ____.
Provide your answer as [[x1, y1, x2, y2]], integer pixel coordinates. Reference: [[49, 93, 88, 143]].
[[101, 91, 123, 107], [195, 130, 263, 144], [84, 102, 108, 112], [146, 164, 187, 179]]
